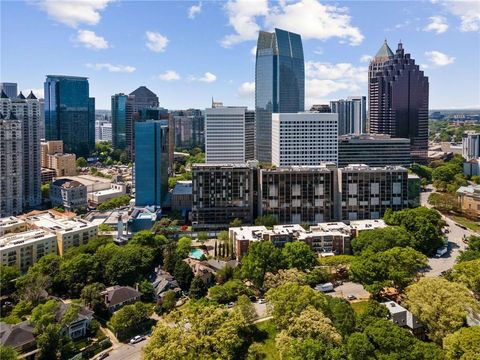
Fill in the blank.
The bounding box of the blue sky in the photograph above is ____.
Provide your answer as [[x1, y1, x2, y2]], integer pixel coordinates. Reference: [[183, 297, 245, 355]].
[[1, 0, 479, 110]]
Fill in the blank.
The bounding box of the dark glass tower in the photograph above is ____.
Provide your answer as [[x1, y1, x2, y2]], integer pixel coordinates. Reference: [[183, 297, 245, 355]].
[[44, 75, 95, 158], [368, 41, 429, 164], [111, 93, 133, 150], [255, 28, 304, 163]]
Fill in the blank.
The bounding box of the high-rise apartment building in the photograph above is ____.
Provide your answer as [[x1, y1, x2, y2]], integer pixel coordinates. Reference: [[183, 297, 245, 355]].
[[462, 131, 480, 161], [0, 83, 17, 99], [339, 164, 408, 221], [330, 96, 367, 135], [44, 75, 95, 158], [0, 91, 42, 211], [255, 28, 304, 163], [338, 134, 411, 167], [368, 41, 429, 163], [205, 106, 255, 164], [192, 162, 259, 230], [260, 165, 336, 224], [134, 120, 170, 207], [0, 116, 23, 217], [272, 113, 338, 166], [95, 120, 112, 142], [172, 109, 205, 149], [111, 93, 134, 150]]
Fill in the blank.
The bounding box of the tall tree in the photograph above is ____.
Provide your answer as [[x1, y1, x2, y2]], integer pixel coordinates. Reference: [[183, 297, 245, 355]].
[[189, 276, 208, 299], [351, 226, 415, 255], [173, 259, 193, 291], [239, 241, 284, 288], [443, 326, 480, 360], [281, 241, 318, 271], [0, 265, 20, 294]]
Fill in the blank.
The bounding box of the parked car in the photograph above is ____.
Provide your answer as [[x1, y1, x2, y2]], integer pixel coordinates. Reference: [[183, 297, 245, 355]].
[[435, 246, 448, 258], [258, 298, 266, 304], [346, 294, 357, 300], [315, 283, 334, 293], [130, 335, 146, 344], [227, 302, 235, 308]]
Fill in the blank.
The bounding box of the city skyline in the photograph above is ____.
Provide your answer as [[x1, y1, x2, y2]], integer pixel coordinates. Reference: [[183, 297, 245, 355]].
[[1, 0, 479, 110]]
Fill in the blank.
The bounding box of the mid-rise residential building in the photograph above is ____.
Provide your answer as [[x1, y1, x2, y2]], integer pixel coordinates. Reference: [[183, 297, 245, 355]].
[[330, 96, 367, 135], [0, 90, 42, 211], [462, 131, 480, 161], [0, 82, 17, 98], [50, 178, 87, 211], [111, 93, 134, 150], [260, 165, 336, 224], [44, 75, 95, 158], [41, 140, 76, 177], [95, 120, 112, 142], [41, 140, 64, 166], [457, 185, 480, 219], [205, 106, 255, 164], [339, 164, 409, 220], [171, 109, 204, 149], [368, 41, 429, 164], [0, 217, 27, 236], [338, 134, 411, 167], [272, 113, 338, 166], [0, 229, 57, 272], [0, 116, 23, 217], [192, 162, 258, 229], [255, 28, 304, 163], [134, 120, 170, 207]]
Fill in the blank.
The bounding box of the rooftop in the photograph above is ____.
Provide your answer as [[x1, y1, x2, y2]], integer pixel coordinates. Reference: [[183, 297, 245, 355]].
[[26, 212, 96, 234], [341, 164, 408, 172], [229, 226, 267, 240], [52, 178, 83, 189], [374, 40, 394, 59], [172, 181, 193, 195], [350, 219, 387, 231], [0, 229, 56, 249], [457, 185, 480, 196], [382, 301, 407, 314]]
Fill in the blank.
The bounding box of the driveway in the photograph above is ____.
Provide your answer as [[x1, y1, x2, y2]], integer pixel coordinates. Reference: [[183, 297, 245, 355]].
[[329, 282, 370, 300]]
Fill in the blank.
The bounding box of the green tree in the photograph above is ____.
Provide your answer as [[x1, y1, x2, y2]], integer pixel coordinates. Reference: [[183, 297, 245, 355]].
[[0, 346, 19, 360], [60, 253, 98, 297], [197, 232, 209, 244], [428, 192, 460, 212], [176, 236, 192, 259], [161, 290, 176, 313], [471, 175, 480, 184], [410, 163, 433, 182], [346, 332, 375, 360], [327, 297, 356, 337], [282, 241, 318, 271], [351, 226, 415, 255], [97, 194, 131, 210], [356, 300, 391, 331], [450, 259, 480, 296], [15, 272, 51, 305], [41, 183, 50, 200], [208, 279, 252, 304], [234, 295, 257, 324], [443, 326, 480, 360], [0, 265, 20, 294], [230, 218, 242, 227], [36, 323, 75, 360], [139, 279, 155, 302], [81, 282, 106, 313], [264, 268, 307, 290], [30, 300, 59, 331], [189, 276, 208, 299], [173, 259, 193, 291], [405, 277, 480, 343], [458, 236, 480, 263], [76, 157, 88, 168], [109, 301, 151, 334], [305, 267, 332, 287], [239, 241, 284, 288], [105, 245, 154, 286], [254, 214, 278, 227]]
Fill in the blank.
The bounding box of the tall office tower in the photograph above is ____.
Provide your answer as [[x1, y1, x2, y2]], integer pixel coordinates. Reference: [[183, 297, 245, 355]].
[[44, 75, 95, 158], [330, 96, 367, 135], [368, 41, 429, 164], [462, 131, 480, 161], [191, 162, 258, 230], [0, 83, 17, 98], [205, 106, 255, 164], [0, 115, 23, 217], [134, 120, 169, 207], [111, 93, 133, 150], [339, 164, 409, 221], [271, 113, 338, 166], [338, 134, 411, 167], [171, 109, 205, 149], [255, 28, 304, 163], [260, 165, 336, 224], [0, 91, 42, 210]]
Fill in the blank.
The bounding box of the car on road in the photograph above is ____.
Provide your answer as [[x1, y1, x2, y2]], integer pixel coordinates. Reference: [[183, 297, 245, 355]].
[[435, 246, 448, 258], [130, 335, 146, 344], [346, 294, 357, 300]]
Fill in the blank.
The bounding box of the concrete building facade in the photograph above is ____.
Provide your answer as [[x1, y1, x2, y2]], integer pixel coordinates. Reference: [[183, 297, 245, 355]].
[[462, 131, 480, 161], [50, 178, 88, 212]]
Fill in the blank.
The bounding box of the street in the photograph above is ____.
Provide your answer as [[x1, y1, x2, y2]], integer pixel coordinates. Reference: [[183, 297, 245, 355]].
[[95, 337, 149, 360]]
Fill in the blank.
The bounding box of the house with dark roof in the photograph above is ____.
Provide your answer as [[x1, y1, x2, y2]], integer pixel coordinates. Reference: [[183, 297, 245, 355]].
[[0, 321, 36, 354], [55, 303, 94, 339], [151, 269, 181, 302], [101, 285, 142, 313]]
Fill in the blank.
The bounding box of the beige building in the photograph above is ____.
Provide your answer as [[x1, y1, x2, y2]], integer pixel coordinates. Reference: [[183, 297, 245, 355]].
[[87, 183, 127, 206], [457, 185, 480, 219], [0, 229, 57, 272], [41, 140, 64, 167], [0, 217, 27, 236], [41, 140, 76, 177]]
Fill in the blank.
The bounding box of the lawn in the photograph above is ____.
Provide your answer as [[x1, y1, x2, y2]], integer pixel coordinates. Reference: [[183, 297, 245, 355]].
[[250, 320, 279, 359], [451, 215, 480, 233], [350, 300, 370, 315]]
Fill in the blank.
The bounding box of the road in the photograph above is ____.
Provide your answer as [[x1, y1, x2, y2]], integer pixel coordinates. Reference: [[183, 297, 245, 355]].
[[420, 185, 474, 276]]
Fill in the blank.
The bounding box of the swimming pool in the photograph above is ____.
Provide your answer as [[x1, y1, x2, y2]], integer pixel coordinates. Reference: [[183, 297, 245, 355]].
[[189, 248, 205, 260]]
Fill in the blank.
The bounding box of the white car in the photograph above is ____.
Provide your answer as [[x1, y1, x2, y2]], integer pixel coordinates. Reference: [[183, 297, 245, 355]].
[[130, 335, 146, 344], [258, 298, 266, 304]]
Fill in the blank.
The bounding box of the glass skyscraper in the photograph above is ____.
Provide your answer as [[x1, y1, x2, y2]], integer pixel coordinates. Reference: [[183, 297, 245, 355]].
[[111, 93, 133, 150], [255, 28, 304, 163], [134, 120, 169, 207], [44, 75, 95, 158]]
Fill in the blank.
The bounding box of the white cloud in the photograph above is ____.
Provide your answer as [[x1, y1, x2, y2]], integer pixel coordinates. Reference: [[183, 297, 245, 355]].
[[198, 72, 217, 83], [425, 50, 455, 66], [22, 88, 44, 99], [360, 54, 372, 63], [424, 15, 449, 33], [32, 0, 113, 28], [158, 70, 181, 81], [86, 63, 136, 73], [313, 47, 324, 55], [439, 0, 480, 32], [222, 0, 364, 47], [145, 31, 169, 52], [73, 30, 109, 50], [251, 45, 257, 56], [188, 2, 202, 19], [238, 81, 255, 97]]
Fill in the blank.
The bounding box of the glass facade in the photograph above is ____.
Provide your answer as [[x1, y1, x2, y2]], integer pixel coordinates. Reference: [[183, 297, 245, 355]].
[[44, 75, 95, 158], [134, 120, 169, 207], [111, 94, 132, 150], [255, 28, 304, 163]]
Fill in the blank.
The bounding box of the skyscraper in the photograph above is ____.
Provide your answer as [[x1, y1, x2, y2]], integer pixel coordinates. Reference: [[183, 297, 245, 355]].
[[368, 41, 429, 164], [0, 83, 17, 98], [0, 90, 42, 211], [44, 75, 95, 158], [330, 96, 367, 135], [134, 120, 169, 207], [255, 28, 304, 163], [111, 93, 133, 150]]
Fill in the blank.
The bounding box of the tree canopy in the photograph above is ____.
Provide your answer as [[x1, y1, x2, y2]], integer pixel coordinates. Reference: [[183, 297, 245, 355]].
[[443, 326, 480, 360], [281, 241, 318, 271], [351, 226, 415, 255], [239, 241, 284, 288]]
